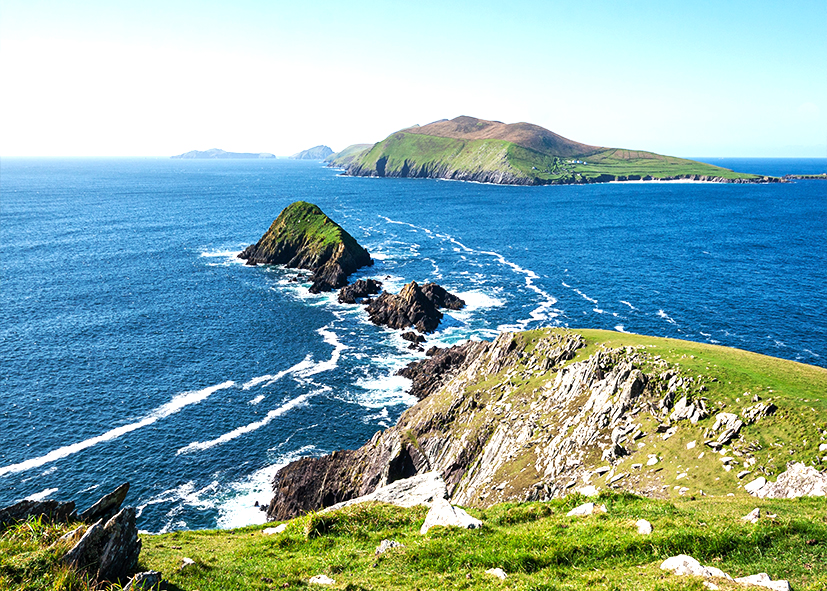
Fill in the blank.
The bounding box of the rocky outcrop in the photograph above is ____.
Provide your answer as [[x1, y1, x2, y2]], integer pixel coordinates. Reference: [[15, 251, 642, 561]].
[[338, 278, 382, 304], [62, 507, 141, 585], [79, 482, 129, 524], [419, 497, 482, 534], [322, 471, 448, 513], [0, 499, 76, 529], [746, 462, 827, 499], [397, 340, 479, 400], [365, 281, 465, 333], [238, 201, 372, 292]]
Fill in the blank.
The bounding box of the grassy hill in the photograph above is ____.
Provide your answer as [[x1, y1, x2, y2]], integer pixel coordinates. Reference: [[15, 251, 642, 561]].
[[336, 116, 773, 185]]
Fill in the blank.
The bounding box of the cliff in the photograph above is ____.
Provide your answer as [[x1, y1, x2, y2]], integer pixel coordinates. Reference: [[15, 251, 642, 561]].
[[171, 148, 275, 159], [238, 201, 372, 292], [267, 327, 827, 520], [339, 116, 776, 185], [290, 145, 334, 160]]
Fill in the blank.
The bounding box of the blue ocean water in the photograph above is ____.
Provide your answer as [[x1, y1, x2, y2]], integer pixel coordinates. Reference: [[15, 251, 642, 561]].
[[1, 157, 825, 532]]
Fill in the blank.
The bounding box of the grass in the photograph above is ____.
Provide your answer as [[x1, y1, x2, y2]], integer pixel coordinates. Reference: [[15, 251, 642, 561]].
[[131, 493, 826, 590]]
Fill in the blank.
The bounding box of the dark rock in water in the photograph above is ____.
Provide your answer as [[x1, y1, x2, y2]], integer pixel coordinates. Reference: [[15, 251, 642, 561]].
[[338, 278, 383, 304], [0, 499, 76, 529], [238, 201, 372, 292], [398, 341, 478, 400], [408, 343, 424, 352], [80, 482, 129, 524], [63, 507, 141, 585], [401, 331, 425, 344], [245, 259, 258, 266], [365, 281, 465, 333]]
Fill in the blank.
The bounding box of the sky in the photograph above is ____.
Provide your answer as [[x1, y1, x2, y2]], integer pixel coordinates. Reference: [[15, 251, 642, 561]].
[[1, 0, 825, 157]]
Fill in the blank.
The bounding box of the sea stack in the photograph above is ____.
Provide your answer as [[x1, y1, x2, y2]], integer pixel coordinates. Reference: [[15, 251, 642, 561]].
[[238, 201, 372, 293]]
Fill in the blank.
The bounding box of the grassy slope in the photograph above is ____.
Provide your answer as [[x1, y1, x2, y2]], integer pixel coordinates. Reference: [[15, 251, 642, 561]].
[[350, 132, 762, 183], [328, 144, 374, 168]]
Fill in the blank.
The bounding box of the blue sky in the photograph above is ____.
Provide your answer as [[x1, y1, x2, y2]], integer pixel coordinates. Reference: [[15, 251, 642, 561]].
[[1, 0, 824, 157]]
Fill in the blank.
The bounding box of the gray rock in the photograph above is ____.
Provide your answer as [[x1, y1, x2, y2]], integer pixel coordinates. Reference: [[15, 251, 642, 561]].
[[742, 402, 777, 424], [375, 539, 405, 554], [566, 502, 606, 517], [744, 477, 767, 495], [741, 508, 760, 523], [0, 499, 76, 529], [419, 497, 482, 534], [734, 573, 790, 591], [124, 571, 163, 591], [750, 462, 827, 498], [79, 482, 129, 524], [63, 507, 141, 584], [660, 554, 732, 580], [323, 471, 448, 512], [309, 574, 335, 585]]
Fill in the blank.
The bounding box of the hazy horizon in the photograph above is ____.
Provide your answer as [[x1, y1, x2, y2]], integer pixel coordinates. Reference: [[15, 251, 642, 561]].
[[1, 0, 825, 158]]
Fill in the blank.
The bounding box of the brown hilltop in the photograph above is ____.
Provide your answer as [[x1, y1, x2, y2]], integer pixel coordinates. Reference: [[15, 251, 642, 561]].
[[402, 115, 602, 158]]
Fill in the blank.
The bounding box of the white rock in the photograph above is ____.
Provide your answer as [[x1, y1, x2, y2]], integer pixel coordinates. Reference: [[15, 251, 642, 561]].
[[734, 572, 790, 591], [737, 470, 752, 479], [262, 523, 288, 535], [309, 574, 335, 585], [819, 443, 827, 453], [419, 497, 482, 534], [660, 555, 732, 580], [647, 455, 659, 466], [325, 471, 448, 512], [567, 502, 595, 517], [677, 473, 688, 480], [703, 581, 720, 590], [180, 557, 195, 569], [745, 477, 767, 495], [636, 519, 653, 534], [375, 539, 404, 554], [631, 463, 643, 470], [741, 508, 760, 523], [485, 568, 507, 580], [753, 462, 827, 498], [687, 440, 697, 450], [577, 485, 599, 497]]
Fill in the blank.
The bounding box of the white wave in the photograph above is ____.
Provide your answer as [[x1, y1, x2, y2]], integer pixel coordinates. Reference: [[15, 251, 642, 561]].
[[215, 445, 316, 529], [242, 355, 314, 390], [620, 301, 636, 310], [614, 325, 628, 333], [136, 480, 221, 533], [177, 392, 316, 455], [0, 381, 235, 478], [292, 325, 348, 378], [454, 290, 505, 312], [355, 373, 416, 408], [25, 487, 58, 502], [657, 310, 677, 324], [248, 395, 265, 405], [561, 281, 571, 288], [593, 308, 604, 314], [803, 348, 821, 358], [200, 249, 243, 258], [371, 252, 389, 260], [40, 466, 58, 476], [573, 288, 598, 304]]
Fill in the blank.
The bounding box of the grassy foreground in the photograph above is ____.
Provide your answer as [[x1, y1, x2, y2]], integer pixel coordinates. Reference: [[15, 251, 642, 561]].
[[4, 493, 824, 590]]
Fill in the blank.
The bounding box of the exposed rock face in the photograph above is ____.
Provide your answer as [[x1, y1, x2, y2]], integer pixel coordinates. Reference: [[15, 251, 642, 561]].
[[365, 281, 465, 333], [747, 462, 827, 498], [79, 482, 129, 524], [0, 499, 76, 528], [322, 472, 448, 513], [397, 341, 478, 400], [338, 278, 382, 304], [63, 507, 141, 585], [238, 202, 372, 292]]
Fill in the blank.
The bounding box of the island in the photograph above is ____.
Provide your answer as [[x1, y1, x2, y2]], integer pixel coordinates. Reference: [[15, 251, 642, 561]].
[[290, 145, 334, 160], [237, 201, 372, 293], [327, 115, 778, 185], [171, 148, 275, 159]]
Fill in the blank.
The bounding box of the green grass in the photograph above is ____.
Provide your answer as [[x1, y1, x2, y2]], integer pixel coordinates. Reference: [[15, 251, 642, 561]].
[[132, 494, 826, 590]]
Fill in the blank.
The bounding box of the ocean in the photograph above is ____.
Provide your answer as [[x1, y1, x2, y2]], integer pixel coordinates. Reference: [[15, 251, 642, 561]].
[[1, 157, 824, 532]]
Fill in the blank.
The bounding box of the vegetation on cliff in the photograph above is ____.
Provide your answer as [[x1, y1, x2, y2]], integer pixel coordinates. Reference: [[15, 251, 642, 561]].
[[238, 201, 372, 292], [338, 116, 773, 185], [290, 145, 334, 160]]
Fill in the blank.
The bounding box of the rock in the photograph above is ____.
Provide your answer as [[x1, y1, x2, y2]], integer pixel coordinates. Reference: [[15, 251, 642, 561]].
[[636, 519, 653, 534], [745, 477, 767, 495], [338, 278, 382, 304], [323, 471, 448, 512], [733, 573, 791, 591], [238, 201, 372, 293], [124, 571, 163, 591], [375, 539, 405, 554], [670, 396, 707, 424], [79, 482, 129, 524], [180, 557, 195, 569], [686, 440, 696, 449], [366, 281, 464, 333], [647, 455, 659, 466], [820, 443, 827, 453], [397, 340, 479, 400], [309, 574, 335, 585], [263, 524, 288, 535], [485, 567, 507, 580], [63, 507, 141, 585], [660, 554, 732, 580], [577, 486, 599, 497], [0, 499, 76, 529], [749, 462, 827, 498], [567, 502, 605, 517], [737, 470, 752, 479], [58, 525, 87, 545], [419, 498, 482, 534], [741, 508, 760, 523], [703, 582, 720, 590], [710, 412, 743, 446], [742, 402, 777, 424], [401, 331, 426, 344]]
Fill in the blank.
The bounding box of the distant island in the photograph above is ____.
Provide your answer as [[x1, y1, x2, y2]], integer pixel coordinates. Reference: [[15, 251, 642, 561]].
[[171, 148, 275, 159], [290, 145, 333, 160], [328, 116, 778, 185]]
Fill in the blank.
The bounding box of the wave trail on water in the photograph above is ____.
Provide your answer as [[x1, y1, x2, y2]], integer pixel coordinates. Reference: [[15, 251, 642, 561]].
[[0, 381, 235, 478], [242, 355, 314, 390], [176, 392, 317, 455]]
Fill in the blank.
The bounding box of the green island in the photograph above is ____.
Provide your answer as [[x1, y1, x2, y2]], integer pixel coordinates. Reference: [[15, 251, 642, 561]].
[[3, 329, 825, 590], [329, 117, 778, 185]]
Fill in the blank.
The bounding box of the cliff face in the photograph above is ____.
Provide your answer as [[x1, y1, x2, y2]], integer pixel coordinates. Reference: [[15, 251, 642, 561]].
[[238, 202, 372, 292], [266, 328, 809, 520]]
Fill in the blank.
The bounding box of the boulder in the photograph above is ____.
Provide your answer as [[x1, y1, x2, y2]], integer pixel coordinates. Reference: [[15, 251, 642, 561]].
[[566, 502, 606, 517], [401, 331, 426, 344], [309, 574, 335, 585], [324, 472, 448, 512], [734, 573, 790, 591], [79, 482, 129, 524], [748, 462, 827, 498], [338, 278, 382, 304], [741, 508, 760, 523], [660, 554, 732, 580], [0, 499, 76, 529], [124, 571, 163, 591], [63, 507, 141, 585], [636, 519, 653, 534], [419, 498, 482, 534]]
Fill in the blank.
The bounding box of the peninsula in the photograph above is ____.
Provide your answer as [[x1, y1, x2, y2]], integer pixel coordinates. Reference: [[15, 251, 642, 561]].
[[290, 145, 334, 160], [328, 116, 777, 185], [238, 201, 372, 293], [171, 148, 276, 159]]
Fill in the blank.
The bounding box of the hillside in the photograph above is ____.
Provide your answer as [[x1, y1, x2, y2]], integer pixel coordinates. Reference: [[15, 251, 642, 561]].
[[171, 148, 275, 159], [290, 145, 334, 160], [339, 116, 775, 185], [327, 143, 374, 168], [268, 328, 827, 519]]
